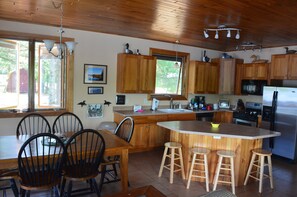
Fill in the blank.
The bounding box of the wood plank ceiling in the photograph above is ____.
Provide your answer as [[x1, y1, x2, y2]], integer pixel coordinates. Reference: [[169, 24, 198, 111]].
[[1, 0, 297, 51]]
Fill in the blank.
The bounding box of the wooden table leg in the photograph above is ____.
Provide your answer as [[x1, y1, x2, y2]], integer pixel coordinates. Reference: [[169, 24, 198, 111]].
[[120, 148, 129, 192]]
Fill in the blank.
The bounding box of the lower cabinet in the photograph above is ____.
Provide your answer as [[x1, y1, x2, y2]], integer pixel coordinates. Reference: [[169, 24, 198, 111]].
[[114, 112, 195, 152]]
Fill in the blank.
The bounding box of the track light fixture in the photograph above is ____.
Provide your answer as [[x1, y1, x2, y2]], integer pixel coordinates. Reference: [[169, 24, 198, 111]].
[[236, 42, 262, 51], [203, 25, 241, 40]]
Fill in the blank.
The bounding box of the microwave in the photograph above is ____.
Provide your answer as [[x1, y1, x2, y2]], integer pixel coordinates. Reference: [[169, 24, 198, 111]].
[[241, 80, 267, 95]]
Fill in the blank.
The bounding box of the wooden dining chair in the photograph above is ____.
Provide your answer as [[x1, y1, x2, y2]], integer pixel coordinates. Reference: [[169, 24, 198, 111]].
[[18, 133, 66, 196], [52, 112, 83, 134], [16, 113, 51, 136], [100, 116, 134, 185], [60, 129, 106, 197], [0, 169, 19, 197]]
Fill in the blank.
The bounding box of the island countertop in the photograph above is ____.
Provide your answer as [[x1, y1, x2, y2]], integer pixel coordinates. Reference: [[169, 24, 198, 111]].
[[157, 120, 280, 140]]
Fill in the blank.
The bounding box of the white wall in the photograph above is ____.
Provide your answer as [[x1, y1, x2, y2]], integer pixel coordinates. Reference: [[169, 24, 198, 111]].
[[0, 20, 222, 135]]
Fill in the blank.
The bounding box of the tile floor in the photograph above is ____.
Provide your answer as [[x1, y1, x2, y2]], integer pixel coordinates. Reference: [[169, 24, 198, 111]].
[[4, 147, 297, 196]]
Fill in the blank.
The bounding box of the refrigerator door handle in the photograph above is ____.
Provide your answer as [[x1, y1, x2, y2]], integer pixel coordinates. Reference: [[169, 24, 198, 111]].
[[270, 91, 278, 131]]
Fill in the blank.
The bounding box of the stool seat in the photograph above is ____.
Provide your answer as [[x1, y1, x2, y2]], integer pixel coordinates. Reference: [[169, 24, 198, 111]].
[[187, 147, 210, 191], [165, 142, 182, 148], [192, 147, 211, 155], [158, 142, 185, 184], [213, 150, 236, 195], [244, 149, 273, 193], [217, 150, 236, 158], [252, 148, 272, 155]]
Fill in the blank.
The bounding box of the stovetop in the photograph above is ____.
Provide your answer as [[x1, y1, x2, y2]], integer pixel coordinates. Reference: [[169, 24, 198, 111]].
[[233, 102, 262, 122]]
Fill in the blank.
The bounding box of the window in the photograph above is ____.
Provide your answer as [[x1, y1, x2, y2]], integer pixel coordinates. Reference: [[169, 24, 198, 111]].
[[0, 31, 74, 117], [150, 48, 190, 100]]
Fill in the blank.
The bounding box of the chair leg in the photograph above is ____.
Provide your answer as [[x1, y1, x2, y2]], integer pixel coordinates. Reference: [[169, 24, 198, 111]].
[[244, 153, 256, 185], [204, 154, 210, 192], [112, 163, 118, 178], [67, 181, 73, 197], [10, 179, 19, 197], [186, 153, 196, 189], [267, 155, 274, 189], [60, 177, 66, 197], [91, 178, 101, 197], [20, 188, 26, 197], [158, 146, 168, 177], [99, 165, 106, 193], [178, 147, 185, 179], [259, 155, 265, 193], [213, 156, 223, 191], [230, 157, 236, 195], [170, 148, 175, 184]]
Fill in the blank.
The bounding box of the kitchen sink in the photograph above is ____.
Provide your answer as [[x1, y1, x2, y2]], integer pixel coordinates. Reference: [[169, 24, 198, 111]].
[[157, 108, 193, 113]]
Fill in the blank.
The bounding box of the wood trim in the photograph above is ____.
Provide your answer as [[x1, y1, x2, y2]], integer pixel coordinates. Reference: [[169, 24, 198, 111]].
[[0, 30, 74, 42], [148, 48, 190, 100]]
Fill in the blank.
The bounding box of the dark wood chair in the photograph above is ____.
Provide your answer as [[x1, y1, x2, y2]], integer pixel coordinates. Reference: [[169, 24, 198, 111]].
[[52, 112, 83, 134], [16, 113, 51, 136], [0, 169, 19, 197], [100, 117, 134, 185], [60, 129, 105, 197], [18, 133, 66, 196]]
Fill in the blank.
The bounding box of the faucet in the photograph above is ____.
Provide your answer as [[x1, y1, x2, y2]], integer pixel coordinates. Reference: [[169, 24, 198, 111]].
[[165, 95, 174, 109]]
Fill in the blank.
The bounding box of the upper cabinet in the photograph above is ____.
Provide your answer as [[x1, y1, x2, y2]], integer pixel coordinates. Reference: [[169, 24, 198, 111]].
[[188, 61, 219, 94], [270, 54, 297, 80], [212, 58, 243, 95], [117, 53, 156, 93], [242, 63, 269, 80]]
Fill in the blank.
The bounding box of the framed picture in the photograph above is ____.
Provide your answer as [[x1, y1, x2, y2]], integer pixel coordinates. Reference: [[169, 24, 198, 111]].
[[84, 64, 107, 84], [88, 86, 104, 94], [87, 104, 103, 118]]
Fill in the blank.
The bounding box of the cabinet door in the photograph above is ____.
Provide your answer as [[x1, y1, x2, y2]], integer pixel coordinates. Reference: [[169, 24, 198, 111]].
[[130, 124, 149, 148], [255, 63, 268, 79], [148, 124, 168, 147], [194, 62, 207, 93], [218, 59, 236, 94], [234, 64, 243, 95], [288, 54, 297, 79], [270, 55, 289, 79], [117, 54, 140, 93], [206, 62, 219, 94], [139, 56, 156, 93], [242, 64, 255, 79]]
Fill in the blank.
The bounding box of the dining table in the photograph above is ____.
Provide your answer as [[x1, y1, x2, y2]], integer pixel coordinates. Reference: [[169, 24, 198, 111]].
[[0, 129, 132, 192]]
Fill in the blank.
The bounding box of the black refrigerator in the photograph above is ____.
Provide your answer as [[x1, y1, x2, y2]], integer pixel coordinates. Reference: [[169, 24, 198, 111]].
[[262, 86, 297, 162]]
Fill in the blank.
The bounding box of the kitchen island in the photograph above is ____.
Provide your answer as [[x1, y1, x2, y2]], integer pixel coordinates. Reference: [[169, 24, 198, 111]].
[[157, 120, 280, 186]]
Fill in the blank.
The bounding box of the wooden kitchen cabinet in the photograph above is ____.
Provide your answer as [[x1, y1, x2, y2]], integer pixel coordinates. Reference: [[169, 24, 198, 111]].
[[213, 111, 233, 123], [270, 54, 297, 80], [117, 53, 156, 93], [114, 112, 195, 152], [242, 63, 269, 80], [188, 61, 219, 94], [212, 58, 244, 94]]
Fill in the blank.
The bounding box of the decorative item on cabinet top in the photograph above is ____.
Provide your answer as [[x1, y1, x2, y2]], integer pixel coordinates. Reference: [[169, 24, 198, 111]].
[[250, 55, 268, 63]]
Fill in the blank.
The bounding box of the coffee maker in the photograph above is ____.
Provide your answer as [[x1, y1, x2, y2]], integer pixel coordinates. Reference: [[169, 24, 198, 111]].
[[195, 96, 205, 109]]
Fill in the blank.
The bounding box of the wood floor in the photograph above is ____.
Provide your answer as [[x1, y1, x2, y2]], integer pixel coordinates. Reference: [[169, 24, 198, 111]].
[[3, 147, 297, 196]]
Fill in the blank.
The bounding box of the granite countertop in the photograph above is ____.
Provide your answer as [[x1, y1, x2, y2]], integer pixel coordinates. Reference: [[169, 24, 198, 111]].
[[114, 109, 232, 116], [157, 120, 281, 140]]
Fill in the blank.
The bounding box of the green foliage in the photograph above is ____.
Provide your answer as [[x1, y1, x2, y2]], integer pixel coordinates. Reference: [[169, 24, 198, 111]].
[[155, 59, 182, 94]]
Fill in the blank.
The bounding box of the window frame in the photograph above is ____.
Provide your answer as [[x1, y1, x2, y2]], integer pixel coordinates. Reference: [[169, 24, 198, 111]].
[[0, 30, 74, 118], [149, 48, 190, 101]]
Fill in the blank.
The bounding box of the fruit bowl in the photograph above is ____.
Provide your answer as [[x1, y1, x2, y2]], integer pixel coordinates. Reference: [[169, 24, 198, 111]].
[[211, 122, 220, 128]]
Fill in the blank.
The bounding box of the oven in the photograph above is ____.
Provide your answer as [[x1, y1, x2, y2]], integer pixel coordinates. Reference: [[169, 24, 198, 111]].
[[233, 118, 257, 127], [233, 102, 262, 127]]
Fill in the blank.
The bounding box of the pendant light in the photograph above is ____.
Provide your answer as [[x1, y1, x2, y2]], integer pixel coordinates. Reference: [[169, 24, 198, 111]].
[[43, 0, 77, 59], [174, 40, 179, 68]]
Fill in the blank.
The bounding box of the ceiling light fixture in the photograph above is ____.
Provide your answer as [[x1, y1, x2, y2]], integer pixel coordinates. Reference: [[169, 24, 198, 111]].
[[43, 0, 77, 59], [174, 40, 180, 68], [203, 25, 241, 40], [215, 30, 219, 39], [227, 30, 231, 38], [203, 30, 209, 38]]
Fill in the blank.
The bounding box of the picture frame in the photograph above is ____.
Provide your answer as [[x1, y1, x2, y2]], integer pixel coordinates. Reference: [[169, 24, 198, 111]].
[[84, 64, 107, 84], [87, 104, 103, 118], [88, 86, 104, 94]]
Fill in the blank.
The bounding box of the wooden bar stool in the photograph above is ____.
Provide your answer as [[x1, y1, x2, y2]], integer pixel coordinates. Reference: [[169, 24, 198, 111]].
[[244, 149, 273, 193], [158, 142, 185, 184], [186, 147, 210, 191], [213, 150, 236, 195]]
